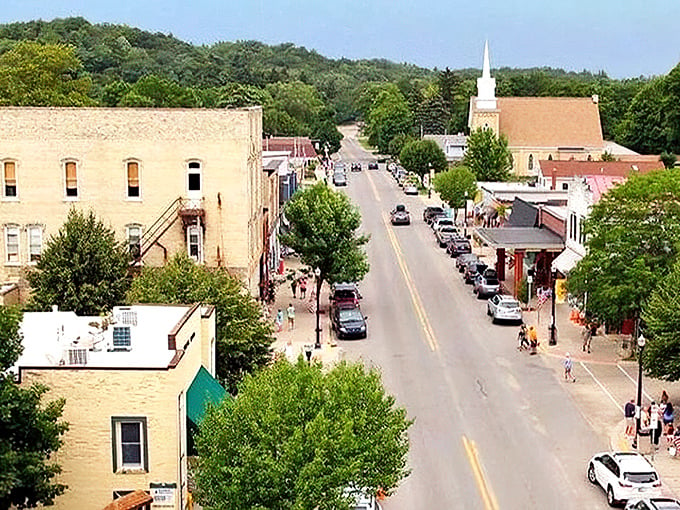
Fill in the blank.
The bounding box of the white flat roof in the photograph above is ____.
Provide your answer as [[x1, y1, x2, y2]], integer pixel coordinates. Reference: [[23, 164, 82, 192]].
[[15, 304, 191, 370]]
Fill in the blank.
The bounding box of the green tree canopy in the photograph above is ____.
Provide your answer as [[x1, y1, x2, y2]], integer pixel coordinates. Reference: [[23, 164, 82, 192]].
[[194, 358, 412, 510], [387, 133, 416, 159], [463, 128, 513, 181], [642, 259, 680, 381], [399, 139, 447, 177], [0, 307, 68, 509], [126, 253, 273, 394], [568, 169, 680, 326], [27, 209, 131, 316], [433, 166, 477, 213], [280, 183, 369, 290], [0, 41, 94, 106], [363, 84, 413, 154]]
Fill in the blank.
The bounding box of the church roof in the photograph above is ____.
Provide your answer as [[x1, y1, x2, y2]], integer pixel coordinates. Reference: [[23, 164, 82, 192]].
[[495, 97, 604, 148], [537, 159, 664, 178]]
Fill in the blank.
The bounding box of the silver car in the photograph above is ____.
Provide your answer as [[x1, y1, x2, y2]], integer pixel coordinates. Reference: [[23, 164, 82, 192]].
[[625, 498, 680, 510], [487, 294, 523, 323], [473, 269, 500, 298]]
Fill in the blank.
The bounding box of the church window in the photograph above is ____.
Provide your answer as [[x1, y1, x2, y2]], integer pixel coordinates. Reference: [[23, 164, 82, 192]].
[[587, 155, 592, 161], [528, 155, 534, 171], [548, 154, 553, 161]]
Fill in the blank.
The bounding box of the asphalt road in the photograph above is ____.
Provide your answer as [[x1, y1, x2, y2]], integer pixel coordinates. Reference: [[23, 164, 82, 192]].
[[334, 133, 610, 509]]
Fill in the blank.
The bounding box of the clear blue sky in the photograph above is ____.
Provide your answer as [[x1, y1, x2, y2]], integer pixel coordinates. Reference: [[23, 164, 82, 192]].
[[3, 0, 679, 78]]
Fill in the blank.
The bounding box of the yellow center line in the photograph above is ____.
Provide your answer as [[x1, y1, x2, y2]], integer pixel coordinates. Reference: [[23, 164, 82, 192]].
[[365, 170, 382, 203], [462, 435, 500, 510], [381, 211, 438, 352]]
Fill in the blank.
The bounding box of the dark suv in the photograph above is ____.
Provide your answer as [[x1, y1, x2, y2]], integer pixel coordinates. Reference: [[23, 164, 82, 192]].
[[446, 238, 472, 257], [331, 304, 368, 339], [368, 162, 379, 170], [329, 282, 362, 308], [464, 261, 488, 284], [423, 206, 445, 223]]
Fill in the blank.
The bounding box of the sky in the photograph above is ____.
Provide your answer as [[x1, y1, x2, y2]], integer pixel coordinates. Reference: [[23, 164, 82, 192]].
[[3, 0, 680, 79]]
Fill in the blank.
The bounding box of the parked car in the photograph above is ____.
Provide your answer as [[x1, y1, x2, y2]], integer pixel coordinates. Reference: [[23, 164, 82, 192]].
[[456, 253, 479, 273], [625, 498, 680, 510], [432, 217, 455, 232], [334, 162, 346, 172], [423, 206, 445, 223], [487, 294, 523, 323], [333, 172, 347, 186], [350, 162, 362, 172], [331, 304, 368, 339], [473, 268, 500, 298], [368, 162, 379, 170], [329, 282, 362, 308], [588, 451, 662, 506], [403, 183, 418, 195], [446, 238, 472, 257], [390, 204, 411, 225], [464, 261, 488, 284], [435, 226, 460, 248]]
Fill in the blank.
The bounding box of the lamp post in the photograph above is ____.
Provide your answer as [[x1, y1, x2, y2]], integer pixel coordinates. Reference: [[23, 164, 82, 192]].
[[428, 163, 433, 199], [632, 333, 646, 450], [314, 268, 321, 349], [464, 191, 469, 238], [549, 269, 558, 345]]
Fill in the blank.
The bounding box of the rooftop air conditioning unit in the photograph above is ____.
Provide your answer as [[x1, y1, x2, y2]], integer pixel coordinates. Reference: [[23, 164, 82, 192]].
[[65, 348, 87, 366]]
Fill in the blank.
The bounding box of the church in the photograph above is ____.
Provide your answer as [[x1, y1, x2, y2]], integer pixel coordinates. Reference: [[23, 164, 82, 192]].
[[468, 42, 606, 176]]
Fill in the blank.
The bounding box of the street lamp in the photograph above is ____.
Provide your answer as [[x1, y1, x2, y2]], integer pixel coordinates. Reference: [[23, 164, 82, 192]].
[[464, 191, 469, 238], [633, 333, 646, 450], [549, 269, 558, 345], [304, 344, 314, 364], [314, 268, 322, 349], [428, 163, 433, 199]]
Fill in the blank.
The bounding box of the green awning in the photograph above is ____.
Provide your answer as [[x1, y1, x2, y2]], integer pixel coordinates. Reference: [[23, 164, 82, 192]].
[[186, 366, 227, 426]]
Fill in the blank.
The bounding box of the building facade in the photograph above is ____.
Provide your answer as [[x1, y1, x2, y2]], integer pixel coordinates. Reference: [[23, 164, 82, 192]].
[[0, 107, 274, 296], [15, 303, 223, 509]]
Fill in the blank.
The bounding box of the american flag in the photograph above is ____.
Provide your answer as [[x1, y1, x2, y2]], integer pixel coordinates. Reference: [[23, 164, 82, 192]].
[[538, 288, 552, 307]]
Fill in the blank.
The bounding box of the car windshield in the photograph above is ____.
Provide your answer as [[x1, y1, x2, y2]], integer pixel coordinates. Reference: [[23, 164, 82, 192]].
[[500, 300, 520, 309], [334, 290, 357, 300], [339, 308, 364, 321], [395, 205, 406, 211], [441, 227, 457, 233], [623, 471, 658, 484], [485, 278, 499, 286]]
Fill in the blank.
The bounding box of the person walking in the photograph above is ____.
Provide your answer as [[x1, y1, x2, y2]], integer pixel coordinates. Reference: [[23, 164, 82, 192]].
[[517, 324, 530, 351], [299, 277, 307, 299], [528, 325, 538, 355], [582, 324, 592, 353], [649, 401, 663, 450], [286, 303, 296, 330], [563, 353, 576, 382], [290, 278, 298, 299], [624, 398, 636, 437], [275, 309, 284, 332]]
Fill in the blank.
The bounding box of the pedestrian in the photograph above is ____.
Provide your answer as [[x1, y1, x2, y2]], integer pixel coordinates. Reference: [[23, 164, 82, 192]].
[[563, 353, 576, 382], [517, 324, 530, 351], [528, 325, 538, 355], [582, 324, 592, 353], [664, 400, 675, 436], [624, 398, 636, 437], [286, 303, 295, 330], [299, 277, 307, 299], [290, 278, 298, 299], [275, 309, 284, 332], [650, 401, 663, 450]]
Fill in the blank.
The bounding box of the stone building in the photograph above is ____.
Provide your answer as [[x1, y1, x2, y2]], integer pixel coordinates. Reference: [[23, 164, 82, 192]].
[[0, 107, 276, 297], [468, 42, 605, 176]]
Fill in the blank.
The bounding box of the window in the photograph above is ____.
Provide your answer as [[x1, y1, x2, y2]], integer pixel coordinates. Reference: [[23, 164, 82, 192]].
[[65, 161, 78, 198], [3, 161, 17, 198], [528, 154, 533, 170], [27, 226, 42, 263], [562, 183, 569, 191], [187, 161, 201, 192], [548, 154, 553, 161], [4, 225, 19, 264], [112, 326, 131, 350], [569, 213, 577, 241], [187, 224, 202, 262], [587, 154, 593, 161], [127, 224, 142, 258], [112, 417, 148, 472], [579, 216, 586, 245], [126, 161, 140, 198]]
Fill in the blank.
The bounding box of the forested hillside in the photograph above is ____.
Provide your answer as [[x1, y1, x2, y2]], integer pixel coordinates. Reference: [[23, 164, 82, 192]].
[[0, 17, 676, 155]]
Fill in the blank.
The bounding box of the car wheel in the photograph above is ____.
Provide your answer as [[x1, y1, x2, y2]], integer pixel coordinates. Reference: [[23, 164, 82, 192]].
[[491, 317, 497, 324], [477, 292, 484, 300], [606, 486, 617, 507], [486, 307, 492, 316], [587, 463, 597, 484]]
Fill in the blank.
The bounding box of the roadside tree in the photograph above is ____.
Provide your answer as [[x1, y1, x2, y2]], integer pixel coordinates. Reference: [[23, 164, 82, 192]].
[[387, 133, 416, 159], [127, 253, 273, 394], [194, 358, 412, 509], [0, 306, 68, 509], [568, 170, 680, 327], [433, 166, 477, 220], [463, 128, 512, 181], [399, 139, 447, 177], [363, 84, 413, 154], [27, 209, 131, 316], [280, 182, 369, 297]]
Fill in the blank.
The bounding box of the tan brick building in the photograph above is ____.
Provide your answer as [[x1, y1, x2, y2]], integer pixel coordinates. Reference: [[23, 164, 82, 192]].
[[0, 107, 278, 297], [15, 303, 223, 509]]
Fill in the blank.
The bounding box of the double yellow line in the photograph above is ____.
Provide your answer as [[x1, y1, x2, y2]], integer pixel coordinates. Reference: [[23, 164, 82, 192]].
[[462, 435, 499, 510]]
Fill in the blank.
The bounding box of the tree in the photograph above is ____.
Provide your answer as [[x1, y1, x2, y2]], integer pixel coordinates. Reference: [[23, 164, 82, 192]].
[[642, 259, 680, 380], [600, 151, 616, 162], [399, 139, 447, 177], [660, 151, 676, 169], [280, 183, 369, 299], [126, 253, 273, 394], [463, 128, 513, 181], [568, 170, 680, 327], [387, 133, 416, 159], [194, 358, 412, 509], [27, 209, 131, 316], [0, 41, 94, 106], [0, 306, 68, 509], [433, 166, 477, 220], [363, 84, 413, 154]]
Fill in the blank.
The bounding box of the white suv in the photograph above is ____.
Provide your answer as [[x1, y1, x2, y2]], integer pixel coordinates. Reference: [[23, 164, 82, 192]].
[[588, 451, 662, 506]]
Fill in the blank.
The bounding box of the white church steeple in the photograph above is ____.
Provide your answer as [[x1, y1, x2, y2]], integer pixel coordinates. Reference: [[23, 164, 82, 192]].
[[476, 41, 497, 110]]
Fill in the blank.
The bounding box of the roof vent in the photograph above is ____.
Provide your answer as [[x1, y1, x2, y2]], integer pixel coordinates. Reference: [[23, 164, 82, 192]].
[[592, 94, 599, 104], [65, 348, 87, 366]]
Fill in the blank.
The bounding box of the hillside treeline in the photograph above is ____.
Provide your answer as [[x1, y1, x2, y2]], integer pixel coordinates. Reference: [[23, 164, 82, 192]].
[[0, 17, 676, 155]]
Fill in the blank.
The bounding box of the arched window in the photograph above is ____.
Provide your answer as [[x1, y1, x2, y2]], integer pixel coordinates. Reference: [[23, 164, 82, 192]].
[[587, 154, 592, 161], [186, 161, 202, 200], [64, 160, 79, 198], [548, 154, 553, 161], [126, 160, 140, 198], [528, 154, 534, 171]]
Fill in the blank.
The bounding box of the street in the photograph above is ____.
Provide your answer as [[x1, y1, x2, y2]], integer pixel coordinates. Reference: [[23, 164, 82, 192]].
[[335, 131, 610, 509]]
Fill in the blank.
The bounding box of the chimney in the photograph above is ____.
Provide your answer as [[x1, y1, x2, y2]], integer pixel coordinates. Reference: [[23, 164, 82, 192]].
[[551, 168, 557, 190], [592, 94, 599, 104]]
